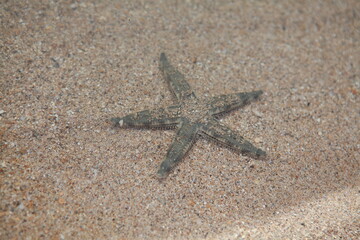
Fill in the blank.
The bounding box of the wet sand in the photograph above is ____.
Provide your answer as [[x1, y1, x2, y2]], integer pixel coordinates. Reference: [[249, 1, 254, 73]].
[[1, 1, 359, 239]]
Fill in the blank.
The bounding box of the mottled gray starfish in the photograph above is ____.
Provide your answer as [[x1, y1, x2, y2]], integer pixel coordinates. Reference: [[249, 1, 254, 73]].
[[112, 53, 265, 178]]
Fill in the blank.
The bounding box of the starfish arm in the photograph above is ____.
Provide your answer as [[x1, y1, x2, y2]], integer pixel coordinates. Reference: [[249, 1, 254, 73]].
[[199, 119, 266, 158], [111, 105, 182, 129], [157, 120, 199, 178], [208, 90, 263, 116], [159, 53, 196, 101]]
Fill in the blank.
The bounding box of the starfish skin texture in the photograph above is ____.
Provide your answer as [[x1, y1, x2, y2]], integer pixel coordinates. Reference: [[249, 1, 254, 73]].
[[111, 53, 266, 178]]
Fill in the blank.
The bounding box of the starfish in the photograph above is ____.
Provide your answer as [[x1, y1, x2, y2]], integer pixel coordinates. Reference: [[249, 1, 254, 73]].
[[111, 53, 266, 178]]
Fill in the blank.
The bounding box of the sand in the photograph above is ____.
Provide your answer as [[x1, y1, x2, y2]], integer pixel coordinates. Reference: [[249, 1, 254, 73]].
[[1, 0, 359, 239]]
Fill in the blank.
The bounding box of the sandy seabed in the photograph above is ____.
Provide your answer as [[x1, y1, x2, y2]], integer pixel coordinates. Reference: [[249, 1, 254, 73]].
[[1, 1, 359, 239]]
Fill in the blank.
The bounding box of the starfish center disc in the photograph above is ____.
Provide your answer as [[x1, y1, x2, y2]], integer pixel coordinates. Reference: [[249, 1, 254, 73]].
[[180, 98, 209, 122]]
